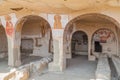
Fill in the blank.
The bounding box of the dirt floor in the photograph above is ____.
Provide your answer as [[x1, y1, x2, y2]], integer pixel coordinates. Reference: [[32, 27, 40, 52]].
[[29, 55, 97, 80]]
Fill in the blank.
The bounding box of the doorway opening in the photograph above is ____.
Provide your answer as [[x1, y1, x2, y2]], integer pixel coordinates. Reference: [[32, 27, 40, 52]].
[[15, 15, 53, 65], [65, 30, 97, 79], [71, 31, 88, 58], [66, 31, 95, 76], [94, 41, 102, 52]]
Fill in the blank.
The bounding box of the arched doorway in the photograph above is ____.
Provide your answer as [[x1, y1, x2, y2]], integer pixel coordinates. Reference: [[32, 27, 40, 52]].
[[15, 15, 53, 65], [63, 13, 119, 61], [66, 30, 96, 79], [71, 31, 88, 57], [61, 13, 120, 78], [0, 24, 8, 72], [91, 28, 117, 58]]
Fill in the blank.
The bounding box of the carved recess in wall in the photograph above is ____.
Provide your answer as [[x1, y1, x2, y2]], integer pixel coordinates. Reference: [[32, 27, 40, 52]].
[[21, 38, 33, 54], [35, 38, 42, 47]]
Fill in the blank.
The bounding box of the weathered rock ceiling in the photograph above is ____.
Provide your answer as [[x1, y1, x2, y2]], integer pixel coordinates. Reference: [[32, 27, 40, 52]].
[[76, 15, 113, 24], [0, 0, 120, 15]]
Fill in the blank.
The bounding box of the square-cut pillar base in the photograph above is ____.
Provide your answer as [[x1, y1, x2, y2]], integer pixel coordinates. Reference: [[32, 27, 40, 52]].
[[48, 62, 62, 72], [88, 55, 96, 61]]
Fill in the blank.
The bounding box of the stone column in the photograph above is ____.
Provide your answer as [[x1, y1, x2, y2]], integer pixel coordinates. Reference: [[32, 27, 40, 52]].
[[49, 37, 66, 71], [14, 32, 21, 67], [8, 32, 21, 67], [59, 37, 66, 70], [13, 45, 21, 67], [88, 36, 96, 61], [8, 37, 15, 66]]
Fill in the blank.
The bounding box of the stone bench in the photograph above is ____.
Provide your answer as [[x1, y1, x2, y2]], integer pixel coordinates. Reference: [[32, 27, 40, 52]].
[[112, 56, 120, 80], [96, 56, 111, 80]]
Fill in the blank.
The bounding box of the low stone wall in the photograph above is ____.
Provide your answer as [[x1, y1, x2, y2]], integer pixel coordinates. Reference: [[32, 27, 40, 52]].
[[1, 56, 52, 80], [108, 57, 118, 80], [96, 55, 111, 80], [112, 56, 120, 80]]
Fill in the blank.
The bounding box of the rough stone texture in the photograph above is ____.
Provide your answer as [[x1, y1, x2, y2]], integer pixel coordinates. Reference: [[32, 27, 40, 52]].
[[30, 57, 52, 74], [0, 56, 52, 80], [29, 56, 97, 80], [49, 39, 60, 72], [96, 55, 111, 80], [19, 69, 29, 80], [15, 68, 29, 80], [2, 69, 16, 80], [49, 38, 65, 72]]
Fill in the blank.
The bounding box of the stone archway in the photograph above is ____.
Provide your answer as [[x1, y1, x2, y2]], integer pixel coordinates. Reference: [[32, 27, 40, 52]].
[[14, 15, 53, 66], [62, 13, 120, 70], [71, 30, 88, 57]]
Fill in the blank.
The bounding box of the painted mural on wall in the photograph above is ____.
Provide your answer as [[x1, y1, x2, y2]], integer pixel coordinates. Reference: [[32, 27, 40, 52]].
[[92, 28, 117, 55], [53, 14, 62, 29], [48, 14, 69, 37], [93, 29, 115, 43], [5, 15, 14, 38], [48, 14, 69, 29], [0, 13, 17, 38]]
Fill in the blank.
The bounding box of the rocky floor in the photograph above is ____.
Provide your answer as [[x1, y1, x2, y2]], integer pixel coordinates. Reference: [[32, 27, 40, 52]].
[[0, 56, 42, 79], [29, 55, 97, 80]]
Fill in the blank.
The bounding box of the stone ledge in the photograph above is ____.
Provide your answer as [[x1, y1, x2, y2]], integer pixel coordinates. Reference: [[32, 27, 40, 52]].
[[96, 56, 111, 80], [112, 56, 120, 79]]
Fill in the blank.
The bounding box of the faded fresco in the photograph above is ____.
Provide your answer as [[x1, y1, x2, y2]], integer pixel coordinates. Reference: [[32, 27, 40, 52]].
[[0, 13, 17, 38], [48, 14, 69, 29], [5, 15, 14, 38], [48, 14, 69, 37], [93, 29, 115, 43], [53, 14, 62, 29], [92, 29, 116, 54]]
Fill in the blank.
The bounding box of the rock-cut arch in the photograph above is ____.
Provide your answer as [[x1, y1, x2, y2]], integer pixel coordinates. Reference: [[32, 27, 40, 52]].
[[14, 15, 53, 66]]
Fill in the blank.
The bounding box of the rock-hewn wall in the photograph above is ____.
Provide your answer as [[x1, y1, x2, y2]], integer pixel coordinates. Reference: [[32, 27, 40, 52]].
[[0, 25, 8, 58], [21, 21, 52, 57]]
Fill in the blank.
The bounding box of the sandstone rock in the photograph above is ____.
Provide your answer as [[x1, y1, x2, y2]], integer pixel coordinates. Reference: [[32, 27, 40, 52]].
[[3, 70, 16, 80], [16, 68, 29, 80]]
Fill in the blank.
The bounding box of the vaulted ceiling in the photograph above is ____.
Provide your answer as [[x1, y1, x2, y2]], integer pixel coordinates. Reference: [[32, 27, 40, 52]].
[[0, 0, 120, 15]]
